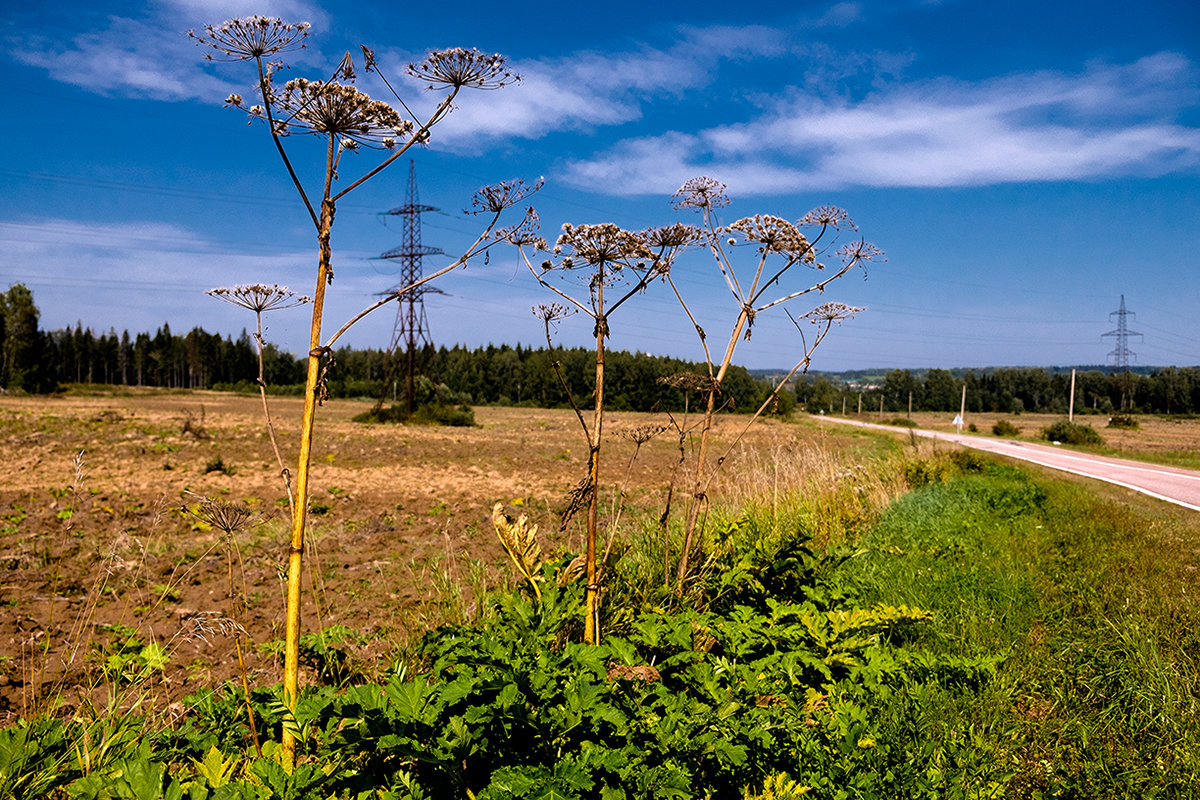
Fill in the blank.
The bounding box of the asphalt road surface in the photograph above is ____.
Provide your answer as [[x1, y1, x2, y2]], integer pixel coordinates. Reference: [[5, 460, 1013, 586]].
[[816, 417, 1200, 513]]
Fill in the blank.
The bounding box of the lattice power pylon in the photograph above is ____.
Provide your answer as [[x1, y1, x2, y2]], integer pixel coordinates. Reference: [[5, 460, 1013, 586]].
[[1102, 294, 1143, 411], [1102, 294, 1142, 371], [376, 160, 444, 413]]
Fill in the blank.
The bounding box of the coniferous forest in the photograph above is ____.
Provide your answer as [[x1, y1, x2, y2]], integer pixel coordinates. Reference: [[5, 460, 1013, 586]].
[[3, 284, 1198, 414]]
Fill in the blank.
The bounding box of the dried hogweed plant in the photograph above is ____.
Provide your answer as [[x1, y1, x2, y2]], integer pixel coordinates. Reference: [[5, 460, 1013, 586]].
[[192, 16, 532, 766], [668, 177, 883, 588], [513, 222, 698, 642], [208, 284, 308, 511]]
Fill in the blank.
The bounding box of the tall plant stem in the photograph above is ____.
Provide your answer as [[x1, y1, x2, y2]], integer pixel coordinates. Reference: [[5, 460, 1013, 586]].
[[676, 313, 747, 588], [584, 306, 605, 644], [253, 312, 294, 514], [282, 192, 334, 769]]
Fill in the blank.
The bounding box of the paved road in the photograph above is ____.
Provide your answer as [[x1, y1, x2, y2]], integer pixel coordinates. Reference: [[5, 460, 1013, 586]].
[[816, 417, 1200, 513]]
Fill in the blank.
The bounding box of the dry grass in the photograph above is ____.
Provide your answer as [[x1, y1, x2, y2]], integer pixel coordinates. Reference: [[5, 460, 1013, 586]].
[[0, 390, 883, 719]]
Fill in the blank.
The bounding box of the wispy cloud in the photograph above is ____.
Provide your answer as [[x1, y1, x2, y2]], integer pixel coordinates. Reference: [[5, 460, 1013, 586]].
[[7, 1, 326, 102], [369, 25, 792, 150], [562, 52, 1200, 194]]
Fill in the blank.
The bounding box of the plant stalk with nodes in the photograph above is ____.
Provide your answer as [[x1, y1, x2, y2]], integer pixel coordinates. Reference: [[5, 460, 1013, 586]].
[[191, 16, 533, 768], [668, 177, 883, 588], [516, 222, 696, 642]]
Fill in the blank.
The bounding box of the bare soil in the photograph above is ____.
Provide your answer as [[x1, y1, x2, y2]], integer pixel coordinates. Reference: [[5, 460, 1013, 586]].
[[0, 390, 869, 722]]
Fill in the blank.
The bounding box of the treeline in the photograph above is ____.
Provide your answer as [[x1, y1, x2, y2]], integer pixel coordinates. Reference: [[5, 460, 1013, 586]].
[[0, 285, 782, 413], [324, 344, 777, 414], [798, 366, 1200, 416], [7, 285, 1197, 415]]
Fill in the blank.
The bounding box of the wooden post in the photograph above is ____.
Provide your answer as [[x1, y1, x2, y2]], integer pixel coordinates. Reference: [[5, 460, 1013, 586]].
[[960, 384, 966, 420], [841, 396, 846, 415], [1069, 368, 1076, 422], [907, 391, 912, 418], [857, 393, 862, 415], [878, 395, 884, 420]]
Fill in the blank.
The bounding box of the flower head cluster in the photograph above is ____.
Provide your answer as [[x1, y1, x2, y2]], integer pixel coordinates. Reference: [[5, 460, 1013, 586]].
[[800, 205, 857, 231], [189, 16, 309, 62], [644, 223, 703, 250], [802, 302, 866, 324], [208, 284, 310, 313], [624, 423, 668, 445], [672, 176, 730, 210], [836, 241, 886, 267], [498, 207, 547, 249], [188, 498, 255, 535], [549, 223, 654, 271], [727, 215, 815, 263], [535, 302, 575, 323], [470, 177, 544, 214], [658, 372, 717, 392], [408, 48, 519, 90], [272, 78, 412, 146]]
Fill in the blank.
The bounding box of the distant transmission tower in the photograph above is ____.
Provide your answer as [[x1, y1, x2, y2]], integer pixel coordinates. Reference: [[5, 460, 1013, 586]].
[[1101, 294, 1143, 411], [1101, 294, 1142, 371], [376, 161, 444, 413]]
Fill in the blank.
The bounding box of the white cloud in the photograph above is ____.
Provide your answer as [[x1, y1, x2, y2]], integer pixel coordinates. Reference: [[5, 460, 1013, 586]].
[[7, 1, 326, 102], [375, 25, 793, 150], [562, 53, 1200, 193]]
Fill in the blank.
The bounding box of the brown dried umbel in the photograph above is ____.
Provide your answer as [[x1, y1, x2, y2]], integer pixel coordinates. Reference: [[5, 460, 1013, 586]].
[[408, 47, 519, 90], [188, 16, 310, 62], [665, 176, 884, 588]]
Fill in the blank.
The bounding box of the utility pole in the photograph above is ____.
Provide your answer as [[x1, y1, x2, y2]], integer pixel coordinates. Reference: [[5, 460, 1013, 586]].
[[1069, 368, 1076, 422], [376, 161, 445, 414]]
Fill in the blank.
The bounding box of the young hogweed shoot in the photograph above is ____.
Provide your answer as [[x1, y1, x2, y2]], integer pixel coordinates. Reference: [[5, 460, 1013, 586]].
[[193, 17, 529, 769], [668, 177, 882, 588]]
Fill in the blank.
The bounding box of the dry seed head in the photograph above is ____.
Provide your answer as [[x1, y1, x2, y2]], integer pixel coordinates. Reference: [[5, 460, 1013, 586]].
[[800, 205, 857, 231], [189, 16, 310, 62], [553, 223, 653, 268], [470, 177, 544, 214], [624, 423, 667, 445], [727, 215, 814, 262], [499, 207, 546, 248], [672, 176, 730, 210], [534, 302, 574, 323], [644, 223, 702, 250], [188, 498, 255, 535], [208, 284, 310, 313], [837, 241, 886, 266], [408, 48, 519, 90], [658, 372, 715, 392], [274, 79, 412, 146], [802, 302, 865, 324]]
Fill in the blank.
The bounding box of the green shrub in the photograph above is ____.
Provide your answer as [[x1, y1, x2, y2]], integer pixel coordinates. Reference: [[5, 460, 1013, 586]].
[[1107, 414, 1139, 430], [353, 402, 476, 427], [992, 419, 1020, 437], [886, 417, 918, 428], [1040, 419, 1104, 445]]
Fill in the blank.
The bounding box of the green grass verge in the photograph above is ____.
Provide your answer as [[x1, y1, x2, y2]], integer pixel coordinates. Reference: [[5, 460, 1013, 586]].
[[844, 459, 1200, 797]]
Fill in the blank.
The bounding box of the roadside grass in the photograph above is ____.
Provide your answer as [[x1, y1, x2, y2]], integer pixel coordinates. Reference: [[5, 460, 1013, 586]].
[[844, 455, 1200, 797]]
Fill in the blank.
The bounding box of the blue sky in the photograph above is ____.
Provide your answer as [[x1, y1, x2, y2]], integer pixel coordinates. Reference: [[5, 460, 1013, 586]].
[[1, 0, 1197, 371]]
